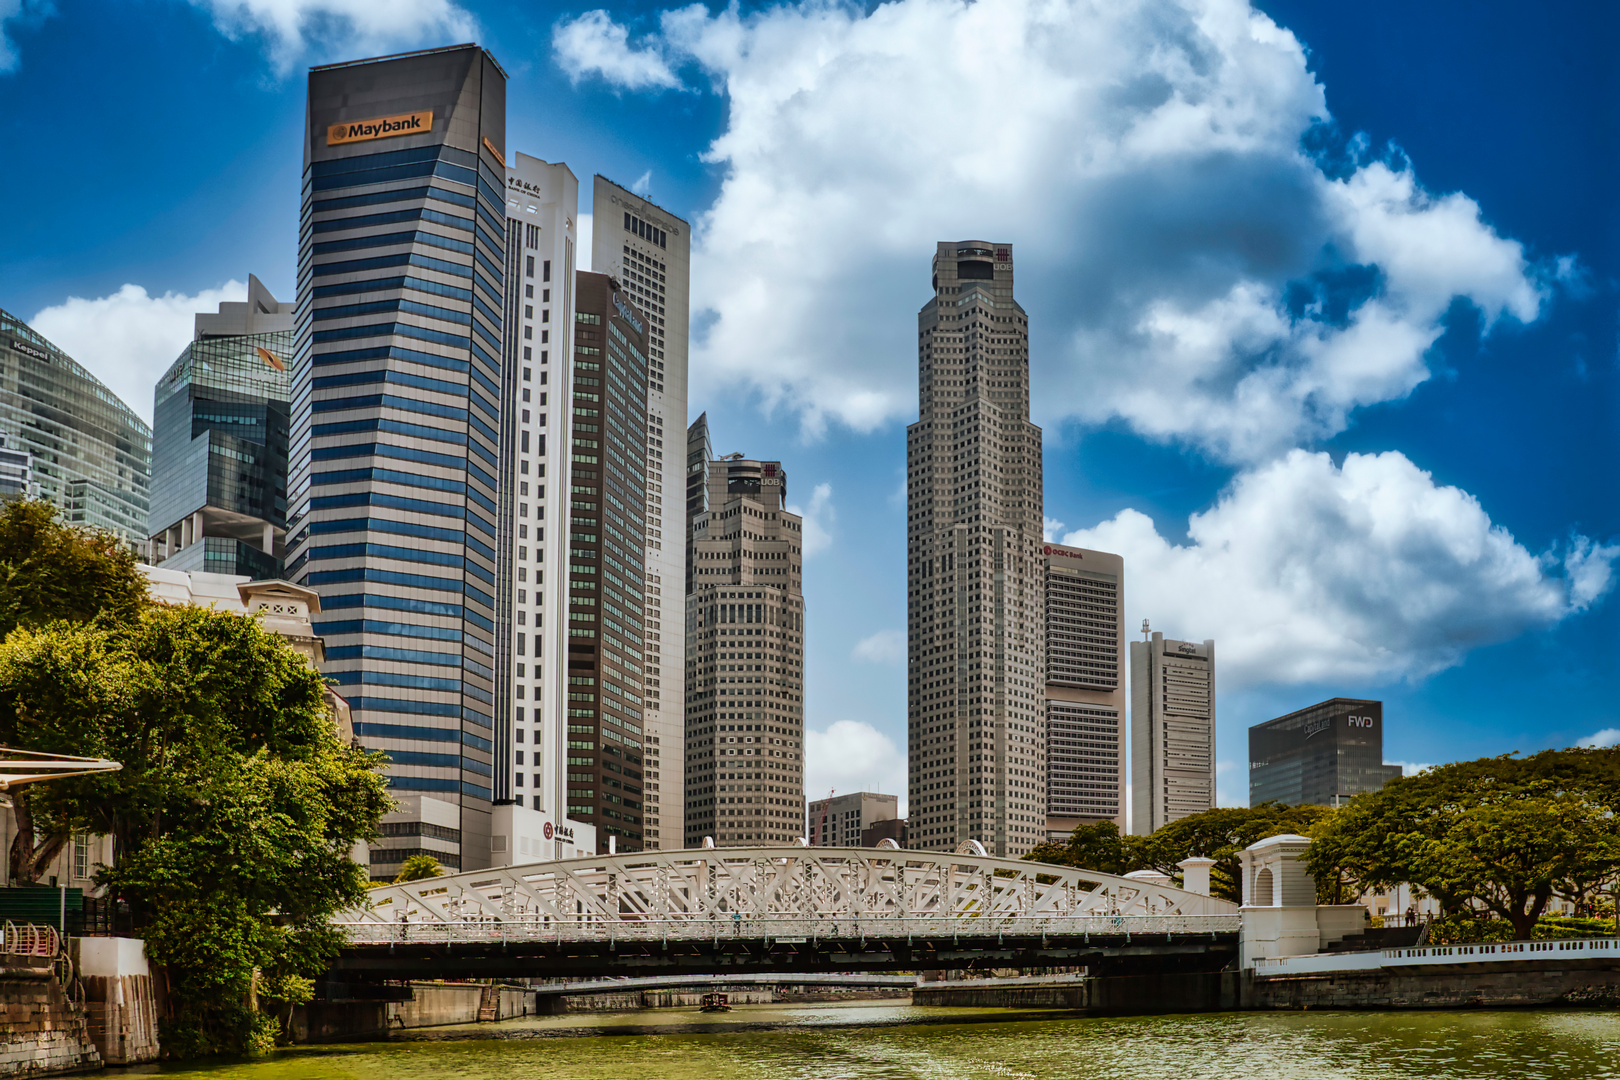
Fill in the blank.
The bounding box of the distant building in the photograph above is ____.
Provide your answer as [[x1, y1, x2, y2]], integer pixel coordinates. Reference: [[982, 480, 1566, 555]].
[[807, 792, 898, 847], [1130, 632, 1216, 834], [563, 271, 652, 853], [861, 817, 908, 848], [682, 418, 808, 848], [1042, 544, 1126, 837], [148, 274, 292, 579], [0, 307, 150, 545], [907, 241, 1044, 857], [592, 175, 692, 851], [1248, 698, 1401, 807]]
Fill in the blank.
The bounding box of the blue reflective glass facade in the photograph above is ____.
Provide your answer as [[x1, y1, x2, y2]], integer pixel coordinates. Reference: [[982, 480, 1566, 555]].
[[289, 45, 509, 872], [0, 308, 150, 543]]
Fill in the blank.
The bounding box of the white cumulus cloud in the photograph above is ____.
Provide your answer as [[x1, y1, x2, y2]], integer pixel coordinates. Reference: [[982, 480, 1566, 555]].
[[805, 719, 908, 817], [558, 0, 1552, 457], [31, 281, 248, 424], [554, 9, 681, 91], [787, 481, 834, 557], [190, 0, 476, 73], [0, 0, 49, 72], [1578, 729, 1620, 750], [1062, 450, 1617, 688], [851, 629, 904, 665]]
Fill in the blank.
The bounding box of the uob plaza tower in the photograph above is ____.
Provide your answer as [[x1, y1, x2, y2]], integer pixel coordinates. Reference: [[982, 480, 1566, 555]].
[[288, 47, 510, 870], [907, 242, 1045, 857]]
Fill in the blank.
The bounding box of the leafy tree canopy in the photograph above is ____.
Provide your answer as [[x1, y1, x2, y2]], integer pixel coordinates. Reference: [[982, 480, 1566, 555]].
[[392, 854, 444, 883], [0, 602, 390, 1056], [0, 499, 145, 636], [1307, 749, 1620, 939]]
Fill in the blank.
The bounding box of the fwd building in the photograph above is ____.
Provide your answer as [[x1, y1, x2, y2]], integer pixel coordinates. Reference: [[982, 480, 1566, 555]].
[[1249, 698, 1401, 807], [289, 46, 510, 874]]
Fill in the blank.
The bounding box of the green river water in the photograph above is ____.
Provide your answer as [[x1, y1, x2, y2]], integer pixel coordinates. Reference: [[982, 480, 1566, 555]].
[[144, 1002, 1620, 1080]]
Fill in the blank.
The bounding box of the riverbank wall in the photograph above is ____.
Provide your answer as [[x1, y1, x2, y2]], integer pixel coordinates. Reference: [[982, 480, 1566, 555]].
[[545, 986, 909, 1013], [73, 937, 159, 1066], [0, 953, 101, 1076], [294, 982, 536, 1042], [1248, 963, 1620, 1009], [915, 962, 1620, 1014]]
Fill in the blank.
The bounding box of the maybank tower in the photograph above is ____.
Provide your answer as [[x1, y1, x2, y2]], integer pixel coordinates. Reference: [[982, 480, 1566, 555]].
[[288, 46, 510, 874]]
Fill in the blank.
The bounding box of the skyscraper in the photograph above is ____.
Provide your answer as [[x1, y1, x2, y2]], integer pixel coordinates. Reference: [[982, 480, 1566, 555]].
[[562, 271, 651, 853], [289, 45, 509, 874], [1043, 543, 1126, 836], [683, 416, 808, 848], [907, 242, 1045, 856], [488, 152, 596, 864], [1130, 631, 1216, 833], [1249, 698, 1399, 807], [148, 275, 292, 579], [591, 176, 690, 849], [0, 308, 150, 545]]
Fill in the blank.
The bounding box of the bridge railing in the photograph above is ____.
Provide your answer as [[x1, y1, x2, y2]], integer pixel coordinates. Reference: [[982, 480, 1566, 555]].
[[336, 913, 1241, 947]]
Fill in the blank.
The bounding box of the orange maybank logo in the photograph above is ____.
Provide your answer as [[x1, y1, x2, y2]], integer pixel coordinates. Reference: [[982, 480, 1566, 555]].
[[326, 110, 433, 146]]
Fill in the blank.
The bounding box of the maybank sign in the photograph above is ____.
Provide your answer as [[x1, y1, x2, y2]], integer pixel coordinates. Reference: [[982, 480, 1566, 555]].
[[326, 111, 433, 146]]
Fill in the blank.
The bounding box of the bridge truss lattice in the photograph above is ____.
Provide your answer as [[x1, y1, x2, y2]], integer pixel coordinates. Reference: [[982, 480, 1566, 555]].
[[341, 844, 1239, 945]]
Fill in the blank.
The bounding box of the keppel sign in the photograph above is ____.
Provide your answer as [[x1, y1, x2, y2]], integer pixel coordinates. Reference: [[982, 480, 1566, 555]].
[[327, 111, 433, 146]]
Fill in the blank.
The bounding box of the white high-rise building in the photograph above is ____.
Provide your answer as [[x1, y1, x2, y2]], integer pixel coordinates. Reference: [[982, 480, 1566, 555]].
[[1130, 631, 1215, 834], [1043, 543, 1126, 837], [591, 176, 689, 849], [907, 242, 1045, 857], [490, 153, 595, 862]]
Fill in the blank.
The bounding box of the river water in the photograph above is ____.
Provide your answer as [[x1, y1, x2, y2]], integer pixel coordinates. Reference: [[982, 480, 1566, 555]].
[[149, 1001, 1620, 1079]]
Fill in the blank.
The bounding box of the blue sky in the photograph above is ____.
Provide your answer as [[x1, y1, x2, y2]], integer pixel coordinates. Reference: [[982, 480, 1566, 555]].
[[1, 0, 1615, 816]]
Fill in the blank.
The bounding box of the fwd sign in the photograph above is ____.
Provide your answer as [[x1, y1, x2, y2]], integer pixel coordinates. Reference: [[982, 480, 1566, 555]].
[[1347, 715, 1375, 728]]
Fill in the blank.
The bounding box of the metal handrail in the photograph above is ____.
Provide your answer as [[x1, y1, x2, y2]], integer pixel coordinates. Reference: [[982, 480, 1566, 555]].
[[335, 912, 1242, 946], [2, 921, 59, 958]]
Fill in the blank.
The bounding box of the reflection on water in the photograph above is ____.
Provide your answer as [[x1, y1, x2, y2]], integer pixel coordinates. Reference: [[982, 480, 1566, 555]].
[[142, 1000, 1620, 1080]]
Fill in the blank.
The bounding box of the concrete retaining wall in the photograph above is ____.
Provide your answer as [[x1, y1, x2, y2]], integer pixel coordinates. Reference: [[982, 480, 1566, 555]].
[[914, 972, 1239, 1014], [296, 982, 537, 1042], [74, 937, 159, 1065], [1248, 964, 1620, 1009]]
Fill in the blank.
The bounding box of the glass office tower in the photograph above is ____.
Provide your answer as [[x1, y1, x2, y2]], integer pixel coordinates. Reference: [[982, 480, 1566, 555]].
[[564, 271, 650, 853], [0, 308, 150, 544], [288, 45, 509, 874], [148, 275, 292, 579], [1249, 698, 1401, 807]]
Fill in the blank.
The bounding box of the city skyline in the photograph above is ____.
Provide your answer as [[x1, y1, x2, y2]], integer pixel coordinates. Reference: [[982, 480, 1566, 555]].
[[2, 1, 1616, 824]]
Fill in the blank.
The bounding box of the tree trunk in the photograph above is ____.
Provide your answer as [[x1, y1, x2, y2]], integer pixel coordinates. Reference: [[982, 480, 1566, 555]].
[[7, 789, 69, 885], [1507, 893, 1549, 941]]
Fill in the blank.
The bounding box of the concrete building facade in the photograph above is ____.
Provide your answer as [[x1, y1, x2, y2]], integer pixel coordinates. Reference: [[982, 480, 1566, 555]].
[[907, 241, 1045, 857], [1042, 543, 1126, 837], [807, 791, 898, 847], [590, 176, 690, 850], [489, 152, 588, 864], [1249, 698, 1400, 808], [0, 308, 150, 545], [148, 275, 292, 580], [1130, 631, 1216, 834], [288, 45, 510, 873], [682, 417, 808, 848]]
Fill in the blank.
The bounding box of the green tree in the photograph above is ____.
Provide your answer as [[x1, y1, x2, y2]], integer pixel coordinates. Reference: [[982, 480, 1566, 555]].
[[392, 854, 444, 883], [1133, 804, 1331, 903], [1023, 821, 1139, 876], [1306, 751, 1620, 939], [0, 499, 144, 636], [0, 500, 147, 882], [0, 605, 390, 1056]]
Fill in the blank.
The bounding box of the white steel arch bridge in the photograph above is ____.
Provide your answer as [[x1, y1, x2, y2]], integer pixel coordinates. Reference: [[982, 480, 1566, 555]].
[[333, 844, 1240, 979]]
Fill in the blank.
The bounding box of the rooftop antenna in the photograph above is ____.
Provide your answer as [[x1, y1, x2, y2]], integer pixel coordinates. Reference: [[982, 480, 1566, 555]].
[[1141, 618, 1151, 641]]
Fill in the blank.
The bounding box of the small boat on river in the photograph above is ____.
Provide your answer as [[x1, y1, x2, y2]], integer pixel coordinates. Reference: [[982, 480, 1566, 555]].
[[699, 993, 731, 1013]]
